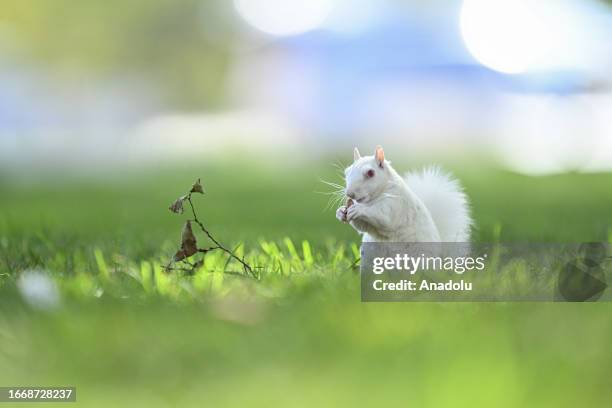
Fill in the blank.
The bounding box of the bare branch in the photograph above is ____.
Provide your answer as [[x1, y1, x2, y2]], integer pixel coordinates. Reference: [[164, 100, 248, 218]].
[[166, 179, 256, 279]]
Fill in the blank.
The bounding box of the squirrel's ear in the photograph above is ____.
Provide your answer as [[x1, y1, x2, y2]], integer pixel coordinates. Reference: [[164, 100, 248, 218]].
[[375, 145, 385, 168], [353, 147, 361, 161]]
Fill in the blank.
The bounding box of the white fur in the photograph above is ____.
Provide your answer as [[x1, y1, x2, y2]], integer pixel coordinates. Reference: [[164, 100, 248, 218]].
[[404, 166, 471, 242], [337, 149, 472, 243]]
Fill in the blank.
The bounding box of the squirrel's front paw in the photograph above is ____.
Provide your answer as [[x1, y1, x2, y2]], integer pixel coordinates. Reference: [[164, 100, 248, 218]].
[[336, 206, 348, 222], [346, 204, 363, 222]]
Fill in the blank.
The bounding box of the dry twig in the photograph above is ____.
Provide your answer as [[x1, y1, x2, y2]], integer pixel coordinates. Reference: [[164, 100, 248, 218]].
[[165, 179, 256, 278]]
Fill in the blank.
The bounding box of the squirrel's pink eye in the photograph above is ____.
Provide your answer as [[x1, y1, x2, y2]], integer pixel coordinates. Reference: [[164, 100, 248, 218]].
[[366, 169, 375, 178]]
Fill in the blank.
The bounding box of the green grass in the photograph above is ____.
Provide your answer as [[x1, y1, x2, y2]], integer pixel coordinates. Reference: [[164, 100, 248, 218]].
[[1, 160, 612, 407]]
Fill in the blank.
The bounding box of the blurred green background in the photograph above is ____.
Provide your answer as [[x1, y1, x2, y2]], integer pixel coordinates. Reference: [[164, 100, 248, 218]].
[[2, 0, 612, 406]]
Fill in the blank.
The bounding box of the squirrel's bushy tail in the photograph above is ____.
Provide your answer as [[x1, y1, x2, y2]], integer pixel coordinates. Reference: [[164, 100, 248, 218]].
[[405, 166, 472, 242]]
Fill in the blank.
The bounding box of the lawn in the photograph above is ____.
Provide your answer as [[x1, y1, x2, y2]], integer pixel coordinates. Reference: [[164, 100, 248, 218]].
[[1, 158, 611, 407]]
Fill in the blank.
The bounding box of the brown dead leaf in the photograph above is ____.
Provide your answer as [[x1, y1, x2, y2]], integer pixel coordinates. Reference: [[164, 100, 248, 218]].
[[180, 220, 198, 258], [169, 195, 187, 214], [190, 178, 205, 194]]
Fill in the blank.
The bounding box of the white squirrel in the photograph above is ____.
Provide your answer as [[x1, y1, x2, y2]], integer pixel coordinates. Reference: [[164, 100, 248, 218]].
[[336, 146, 472, 242]]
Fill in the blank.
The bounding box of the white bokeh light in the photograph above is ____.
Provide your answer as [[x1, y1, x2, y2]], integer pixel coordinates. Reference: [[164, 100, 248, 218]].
[[460, 0, 545, 74], [233, 0, 333, 36]]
